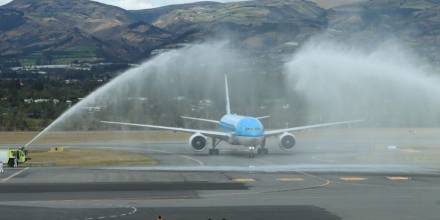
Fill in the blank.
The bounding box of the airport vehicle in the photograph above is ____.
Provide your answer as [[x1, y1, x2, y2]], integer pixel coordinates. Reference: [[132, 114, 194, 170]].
[[102, 75, 361, 157], [0, 149, 27, 167]]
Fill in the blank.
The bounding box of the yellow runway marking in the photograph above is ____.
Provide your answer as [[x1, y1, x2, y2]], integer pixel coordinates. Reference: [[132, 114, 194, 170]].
[[232, 178, 256, 182], [339, 176, 367, 181], [277, 177, 304, 182], [400, 149, 420, 153], [386, 176, 411, 181]]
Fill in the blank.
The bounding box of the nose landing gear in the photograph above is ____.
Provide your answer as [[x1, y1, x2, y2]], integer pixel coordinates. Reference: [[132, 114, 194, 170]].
[[248, 146, 256, 158]]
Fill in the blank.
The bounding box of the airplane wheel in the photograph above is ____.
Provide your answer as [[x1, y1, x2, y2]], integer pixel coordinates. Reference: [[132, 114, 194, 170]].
[[209, 149, 220, 155], [249, 147, 255, 158]]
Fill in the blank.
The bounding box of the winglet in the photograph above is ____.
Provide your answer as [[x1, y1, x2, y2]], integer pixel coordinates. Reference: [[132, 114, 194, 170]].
[[225, 75, 231, 114]]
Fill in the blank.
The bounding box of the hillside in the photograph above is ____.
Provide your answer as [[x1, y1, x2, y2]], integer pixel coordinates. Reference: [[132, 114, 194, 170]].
[[134, 0, 327, 50], [0, 0, 173, 64], [132, 0, 440, 63], [327, 0, 440, 64], [309, 0, 365, 9], [0, 0, 439, 65]]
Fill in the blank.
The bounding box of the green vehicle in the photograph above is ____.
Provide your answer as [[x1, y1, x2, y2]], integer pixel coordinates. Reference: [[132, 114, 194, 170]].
[[0, 149, 28, 167]]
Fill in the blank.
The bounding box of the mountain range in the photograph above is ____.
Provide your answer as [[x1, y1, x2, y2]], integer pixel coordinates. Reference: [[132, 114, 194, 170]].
[[0, 0, 439, 65]]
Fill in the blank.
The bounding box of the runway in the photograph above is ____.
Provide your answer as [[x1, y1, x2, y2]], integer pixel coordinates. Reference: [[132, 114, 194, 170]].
[[1, 167, 440, 220], [1, 128, 440, 220]]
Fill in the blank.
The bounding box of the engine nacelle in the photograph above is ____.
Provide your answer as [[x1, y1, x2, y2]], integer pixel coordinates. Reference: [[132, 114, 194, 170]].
[[189, 133, 207, 151], [279, 132, 296, 150]]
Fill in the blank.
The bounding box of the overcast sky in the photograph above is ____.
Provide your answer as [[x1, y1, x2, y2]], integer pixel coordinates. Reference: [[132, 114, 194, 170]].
[[0, 0, 243, 9]]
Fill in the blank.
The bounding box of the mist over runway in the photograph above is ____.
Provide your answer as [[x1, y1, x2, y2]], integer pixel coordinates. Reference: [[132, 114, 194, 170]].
[[14, 127, 440, 174]]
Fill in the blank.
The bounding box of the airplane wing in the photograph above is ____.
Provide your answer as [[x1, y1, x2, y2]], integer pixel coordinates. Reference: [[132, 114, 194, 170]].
[[101, 121, 230, 139], [264, 120, 363, 137], [181, 116, 220, 124], [256, 116, 271, 120]]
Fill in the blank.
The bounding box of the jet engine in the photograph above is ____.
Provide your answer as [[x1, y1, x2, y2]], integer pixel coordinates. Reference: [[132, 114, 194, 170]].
[[189, 133, 207, 151], [279, 132, 296, 150]]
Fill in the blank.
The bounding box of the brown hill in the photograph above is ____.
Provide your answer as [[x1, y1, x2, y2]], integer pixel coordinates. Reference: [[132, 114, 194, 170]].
[[0, 0, 439, 65], [0, 0, 173, 63], [133, 0, 327, 50]]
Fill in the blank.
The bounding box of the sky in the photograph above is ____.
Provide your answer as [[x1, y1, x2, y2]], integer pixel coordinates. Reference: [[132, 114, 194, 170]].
[[0, 0, 243, 9]]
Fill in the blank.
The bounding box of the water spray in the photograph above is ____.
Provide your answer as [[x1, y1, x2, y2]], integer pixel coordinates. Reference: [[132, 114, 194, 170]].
[[22, 41, 252, 147]]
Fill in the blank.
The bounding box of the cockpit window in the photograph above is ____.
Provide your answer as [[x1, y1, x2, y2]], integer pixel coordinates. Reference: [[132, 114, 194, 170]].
[[245, 128, 260, 131]]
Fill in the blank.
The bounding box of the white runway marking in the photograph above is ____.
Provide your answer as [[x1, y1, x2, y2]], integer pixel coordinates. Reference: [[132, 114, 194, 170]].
[[1, 167, 29, 183], [179, 155, 205, 166], [145, 149, 205, 166], [79, 206, 137, 220]]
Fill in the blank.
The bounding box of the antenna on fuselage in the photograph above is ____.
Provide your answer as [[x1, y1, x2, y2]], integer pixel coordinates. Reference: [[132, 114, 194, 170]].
[[225, 75, 231, 114]]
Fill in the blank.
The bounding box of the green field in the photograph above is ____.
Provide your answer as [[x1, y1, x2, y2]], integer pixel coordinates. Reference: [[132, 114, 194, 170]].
[[27, 148, 158, 167], [16, 47, 100, 65], [0, 131, 189, 145]]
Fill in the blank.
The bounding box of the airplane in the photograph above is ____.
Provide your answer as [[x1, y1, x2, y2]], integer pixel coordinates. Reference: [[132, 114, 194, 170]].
[[101, 75, 362, 158]]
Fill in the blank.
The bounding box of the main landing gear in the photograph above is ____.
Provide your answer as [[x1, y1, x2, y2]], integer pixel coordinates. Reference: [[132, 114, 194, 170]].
[[209, 138, 221, 155], [257, 138, 269, 155], [257, 147, 269, 155]]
